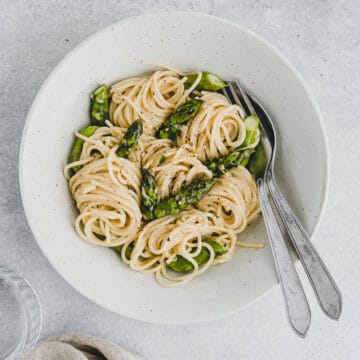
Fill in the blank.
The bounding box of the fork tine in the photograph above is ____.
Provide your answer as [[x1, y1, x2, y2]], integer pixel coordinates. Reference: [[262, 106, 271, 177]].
[[220, 83, 247, 119], [233, 78, 257, 116], [221, 87, 230, 101], [221, 87, 236, 109], [220, 87, 233, 112], [221, 87, 235, 111], [227, 83, 247, 119]]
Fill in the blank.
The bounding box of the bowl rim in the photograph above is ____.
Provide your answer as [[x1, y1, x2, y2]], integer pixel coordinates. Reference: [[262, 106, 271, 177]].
[[18, 11, 330, 324]]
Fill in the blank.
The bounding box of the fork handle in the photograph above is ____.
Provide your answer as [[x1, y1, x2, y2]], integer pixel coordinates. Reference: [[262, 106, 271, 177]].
[[266, 172, 342, 320], [257, 178, 311, 337]]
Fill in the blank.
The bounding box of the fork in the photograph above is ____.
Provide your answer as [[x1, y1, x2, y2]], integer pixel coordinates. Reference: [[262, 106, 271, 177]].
[[222, 80, 342, 337]]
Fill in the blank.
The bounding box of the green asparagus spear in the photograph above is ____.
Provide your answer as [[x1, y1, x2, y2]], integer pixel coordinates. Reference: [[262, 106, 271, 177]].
[[167, 238, 227, 273], [90, 84, 109, 125], [140, 169, 158, 220], [153, 178, 215, 219], [68, 125, 99, 174], [116, 120, 143, 158], [247, 142, 267, 179], [205, 149, 253, 176], [184, 72, 227, 91], [156, 99, 203, 140], [242, 115, 260, 147]]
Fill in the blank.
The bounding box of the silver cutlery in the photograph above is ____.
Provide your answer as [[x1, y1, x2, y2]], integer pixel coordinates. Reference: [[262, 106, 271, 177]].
[[221, 79, 342, 336]]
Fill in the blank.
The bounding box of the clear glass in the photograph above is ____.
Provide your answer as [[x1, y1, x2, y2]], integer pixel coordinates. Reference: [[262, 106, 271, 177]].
[[0, 267, 42, 359]]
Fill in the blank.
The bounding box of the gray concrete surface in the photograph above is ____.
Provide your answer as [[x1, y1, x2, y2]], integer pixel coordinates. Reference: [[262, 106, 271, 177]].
[[1, 1, 359, 359]]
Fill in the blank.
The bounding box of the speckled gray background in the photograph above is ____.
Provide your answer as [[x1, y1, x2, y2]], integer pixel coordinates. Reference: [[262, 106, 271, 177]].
[[1, 1, 359, 359]]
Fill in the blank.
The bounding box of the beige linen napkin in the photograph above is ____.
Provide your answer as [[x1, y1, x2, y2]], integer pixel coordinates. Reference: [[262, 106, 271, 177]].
[[22, 334, 144, 360]]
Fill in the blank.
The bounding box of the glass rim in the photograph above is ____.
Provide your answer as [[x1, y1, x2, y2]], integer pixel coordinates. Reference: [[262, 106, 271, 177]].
[[0, 267, 42, 359]]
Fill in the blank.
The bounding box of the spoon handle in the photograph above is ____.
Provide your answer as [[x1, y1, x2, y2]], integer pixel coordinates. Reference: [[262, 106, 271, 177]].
[[266, 171, 342, 320], [257, 178, 311, 337]]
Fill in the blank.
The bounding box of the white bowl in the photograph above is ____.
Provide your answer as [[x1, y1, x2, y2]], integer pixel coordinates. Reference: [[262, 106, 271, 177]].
[[19, 12, 329, 324]]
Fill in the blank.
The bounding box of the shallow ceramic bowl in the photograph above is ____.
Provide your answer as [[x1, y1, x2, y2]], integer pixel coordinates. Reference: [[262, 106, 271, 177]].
[[19, 12, 329, 323]]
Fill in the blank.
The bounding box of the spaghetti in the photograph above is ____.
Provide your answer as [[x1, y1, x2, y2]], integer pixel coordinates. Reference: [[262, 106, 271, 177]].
[[65, 67, 261, 286]]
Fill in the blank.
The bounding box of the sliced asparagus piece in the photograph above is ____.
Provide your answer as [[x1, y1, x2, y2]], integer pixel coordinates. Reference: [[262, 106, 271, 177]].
[[156, 99, 203, 140], [168, 247, 209, 273], [242, 115, 260, 147], [203, 238, 227, 255], [116, 120, 143, 158], [184, 72, 227, 91], [112, 242, 134, 260], [247, 142, 267, 179], [168, 238, 227, 273], [113, 237, 226, 274], [205, 149, 253, 176], [140, 169, 158, 220], [90, 84, 109, 125], [153, 178, 215, 219], [167, 254, 195, 272], [68, 125, 99, 174]]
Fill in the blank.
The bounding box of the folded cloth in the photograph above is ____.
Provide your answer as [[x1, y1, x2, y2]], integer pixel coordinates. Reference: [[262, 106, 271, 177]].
[[22, 334, 144, 360]]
